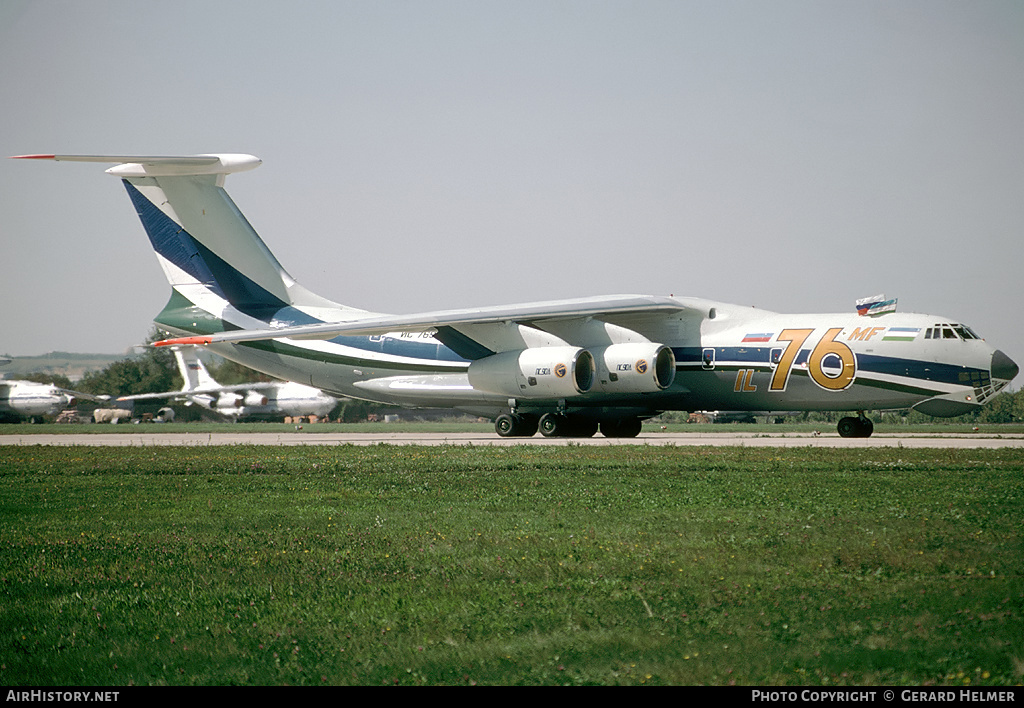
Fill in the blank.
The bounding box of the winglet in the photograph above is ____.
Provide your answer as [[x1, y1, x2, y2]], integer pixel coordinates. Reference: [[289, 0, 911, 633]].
[[154, 336, 213, 347]]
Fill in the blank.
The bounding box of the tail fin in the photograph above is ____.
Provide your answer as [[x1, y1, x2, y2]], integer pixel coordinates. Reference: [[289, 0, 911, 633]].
[[13, 153, 362, 333], [173, 346, 219, 393]]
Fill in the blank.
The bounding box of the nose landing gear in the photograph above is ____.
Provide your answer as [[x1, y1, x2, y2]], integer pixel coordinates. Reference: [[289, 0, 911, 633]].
[[837, 413, 873, 438]]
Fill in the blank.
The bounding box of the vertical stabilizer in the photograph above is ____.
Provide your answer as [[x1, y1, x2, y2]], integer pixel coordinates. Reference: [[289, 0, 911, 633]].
[[173, 346, 219, 393], [12, 154, 358, 327]]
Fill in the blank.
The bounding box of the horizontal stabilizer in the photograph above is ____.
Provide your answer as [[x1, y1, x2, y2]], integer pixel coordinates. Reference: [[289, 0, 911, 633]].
[[11, 153, 261, 177]]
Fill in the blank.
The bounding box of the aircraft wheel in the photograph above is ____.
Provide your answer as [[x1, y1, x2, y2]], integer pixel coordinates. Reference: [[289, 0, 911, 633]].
[[617, 418, 643, 438], [857, 418, 874, 437], [837, 416, 873, 438], [600, 419, 620, 437], [516, 414, 539, 437], [495, 414, 518, 437], [539, 413, 599, 438], [600, 417, 642, 438], [538, 413, 564, 437], [569, 418, 599, 438], [495, 413, 538, 437], [837, 417, 859, 438]]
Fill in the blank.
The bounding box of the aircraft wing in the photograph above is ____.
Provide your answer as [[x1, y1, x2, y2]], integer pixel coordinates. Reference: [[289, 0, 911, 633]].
[[60, 388, 112, 403], [116, 382, 279, 402], [116, 391, 192, 402], [156, 294, 694, 347]]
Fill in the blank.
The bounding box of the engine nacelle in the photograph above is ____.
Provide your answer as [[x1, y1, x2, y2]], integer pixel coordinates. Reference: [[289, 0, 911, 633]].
[[215, 392, 244, 409], [592, 343, 676, 393], [467, 347, 595, 399], [243, 391, 269, 407]]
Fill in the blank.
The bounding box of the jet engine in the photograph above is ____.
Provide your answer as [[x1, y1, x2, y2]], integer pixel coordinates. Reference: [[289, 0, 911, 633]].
[[467, 347, 595, 399], [215, 392, 244, 409], [243, 391, 269, 407], [592, 343, 676, 393]]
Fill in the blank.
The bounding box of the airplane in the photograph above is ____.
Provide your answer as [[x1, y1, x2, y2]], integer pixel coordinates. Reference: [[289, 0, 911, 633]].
[[115, 345, 338, 421], [0, 378, 96, 422], [12, 153, 1019, 438]]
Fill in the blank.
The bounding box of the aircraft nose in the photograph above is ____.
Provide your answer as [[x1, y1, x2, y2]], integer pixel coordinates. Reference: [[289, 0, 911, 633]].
[[991, 349, 1019, 382]]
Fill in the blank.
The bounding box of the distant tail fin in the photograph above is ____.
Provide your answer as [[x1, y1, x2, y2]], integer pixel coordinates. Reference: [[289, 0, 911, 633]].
[[173, 346, 219, 393], [13, 153, 363, 334]]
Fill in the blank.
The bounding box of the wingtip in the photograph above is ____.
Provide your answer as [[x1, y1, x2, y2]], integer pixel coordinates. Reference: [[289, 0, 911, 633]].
[[9, 154, 56, 160]]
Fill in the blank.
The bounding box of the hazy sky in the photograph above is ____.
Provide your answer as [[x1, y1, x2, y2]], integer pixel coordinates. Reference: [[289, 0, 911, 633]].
[[2, 0, 1022, 373]]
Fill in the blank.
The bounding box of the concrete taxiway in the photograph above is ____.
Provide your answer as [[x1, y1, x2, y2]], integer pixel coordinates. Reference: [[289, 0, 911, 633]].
[[2, 432, 1022, 448]]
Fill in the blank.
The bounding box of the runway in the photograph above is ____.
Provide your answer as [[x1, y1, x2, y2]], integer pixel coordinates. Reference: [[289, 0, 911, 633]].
[[2, 431, 1023, 448]]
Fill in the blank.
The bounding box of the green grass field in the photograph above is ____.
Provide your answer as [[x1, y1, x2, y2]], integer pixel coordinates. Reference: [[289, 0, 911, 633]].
[[1, 444, 1021, 686]]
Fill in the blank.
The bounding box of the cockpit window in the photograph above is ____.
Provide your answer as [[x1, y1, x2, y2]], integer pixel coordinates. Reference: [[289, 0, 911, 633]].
[[924, 323, 982, 341]]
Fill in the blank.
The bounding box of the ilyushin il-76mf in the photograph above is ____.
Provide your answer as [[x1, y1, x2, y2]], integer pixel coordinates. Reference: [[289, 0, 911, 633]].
[[14, 153, 1018, 438]]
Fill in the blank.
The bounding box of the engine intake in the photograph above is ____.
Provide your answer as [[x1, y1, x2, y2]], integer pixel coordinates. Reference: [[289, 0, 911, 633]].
[[468, 347, 595, 399]]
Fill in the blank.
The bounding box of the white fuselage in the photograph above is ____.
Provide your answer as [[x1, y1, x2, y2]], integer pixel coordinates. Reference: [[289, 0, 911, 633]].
[[0, 381, 74, 418], [191, 382, 337, 419], [175, 300, 1006, 421]]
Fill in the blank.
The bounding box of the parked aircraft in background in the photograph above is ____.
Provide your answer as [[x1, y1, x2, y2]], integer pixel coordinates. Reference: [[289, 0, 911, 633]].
[[15, 153, 1019, 438], [115, 345, 338, 420], [0, 379, 96, 422]]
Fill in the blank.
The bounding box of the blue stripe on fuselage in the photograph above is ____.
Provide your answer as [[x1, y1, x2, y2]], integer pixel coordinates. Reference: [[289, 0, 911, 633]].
[[855, 353, 990, 388], [672, 347, 988, 388]]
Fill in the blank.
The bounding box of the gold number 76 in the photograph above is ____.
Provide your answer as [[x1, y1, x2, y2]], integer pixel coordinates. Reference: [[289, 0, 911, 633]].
[[769, 328, 856, 392]]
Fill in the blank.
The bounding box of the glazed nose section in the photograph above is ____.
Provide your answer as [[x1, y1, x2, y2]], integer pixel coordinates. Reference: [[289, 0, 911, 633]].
[[991, 350, 1019, 382]]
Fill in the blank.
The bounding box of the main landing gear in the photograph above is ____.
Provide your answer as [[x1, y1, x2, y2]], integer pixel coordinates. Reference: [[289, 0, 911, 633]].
[[494, 412, 643, 439], [837, 413, 874, 438], [494, 413, 539, 438]]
